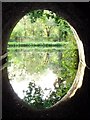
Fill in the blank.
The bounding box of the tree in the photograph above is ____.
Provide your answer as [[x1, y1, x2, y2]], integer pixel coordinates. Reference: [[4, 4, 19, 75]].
[[8, 9, 78, 109]]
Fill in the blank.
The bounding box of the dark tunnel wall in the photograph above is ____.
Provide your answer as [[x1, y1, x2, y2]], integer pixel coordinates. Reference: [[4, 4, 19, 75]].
[[2, 2, 90, 120]]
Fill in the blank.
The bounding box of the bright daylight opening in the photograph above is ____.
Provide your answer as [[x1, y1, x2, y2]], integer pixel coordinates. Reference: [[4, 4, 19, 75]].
[[7, 10, 79, 110]]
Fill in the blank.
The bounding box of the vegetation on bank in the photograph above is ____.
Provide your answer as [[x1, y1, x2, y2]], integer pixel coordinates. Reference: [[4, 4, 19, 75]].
[[8, 10, 78, 109]]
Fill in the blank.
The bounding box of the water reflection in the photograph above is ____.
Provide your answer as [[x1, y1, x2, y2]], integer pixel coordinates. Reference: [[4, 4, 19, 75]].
[[8, 50, 63, 99], [8, 46, 78, 109], [7, 9, 79, 109], [9, 68, 58, 99]]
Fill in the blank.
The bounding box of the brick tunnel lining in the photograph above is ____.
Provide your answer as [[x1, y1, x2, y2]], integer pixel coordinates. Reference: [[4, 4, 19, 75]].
[[2, 2, 89, 119]]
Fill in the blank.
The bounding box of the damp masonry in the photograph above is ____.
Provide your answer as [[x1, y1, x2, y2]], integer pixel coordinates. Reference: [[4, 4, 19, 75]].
[[2, 2, 89, 120]]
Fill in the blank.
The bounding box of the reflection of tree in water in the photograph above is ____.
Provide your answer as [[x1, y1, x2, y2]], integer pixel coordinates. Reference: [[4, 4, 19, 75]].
[[8, 47, 78, 109], [22, 48, 73, 109], [23, 76, 69, 109], [8, 9, 78, 109], [22, 68, 67, 109], [44, 52, 50, 63]]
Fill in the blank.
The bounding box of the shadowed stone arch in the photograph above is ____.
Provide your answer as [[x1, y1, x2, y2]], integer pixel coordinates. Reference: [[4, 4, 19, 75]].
[[2, 2, 89, 119]]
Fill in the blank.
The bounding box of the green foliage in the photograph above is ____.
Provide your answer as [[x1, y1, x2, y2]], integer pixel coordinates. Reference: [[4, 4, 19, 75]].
[[8, 9, 78, 109], [27, 10, 44, 23], [23, 80, 72, 109], [8, 41, 69, 47], [23, 82, 44, 109], [10, 10, 72, 42]]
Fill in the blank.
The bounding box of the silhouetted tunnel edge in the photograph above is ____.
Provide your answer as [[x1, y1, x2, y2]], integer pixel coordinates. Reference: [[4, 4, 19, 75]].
[[2, 3, 89, 119]]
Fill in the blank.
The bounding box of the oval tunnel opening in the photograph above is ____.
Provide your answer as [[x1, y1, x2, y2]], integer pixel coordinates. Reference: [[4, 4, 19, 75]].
[[7, 9, 85, 110], [2, 3, 88, 119]]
